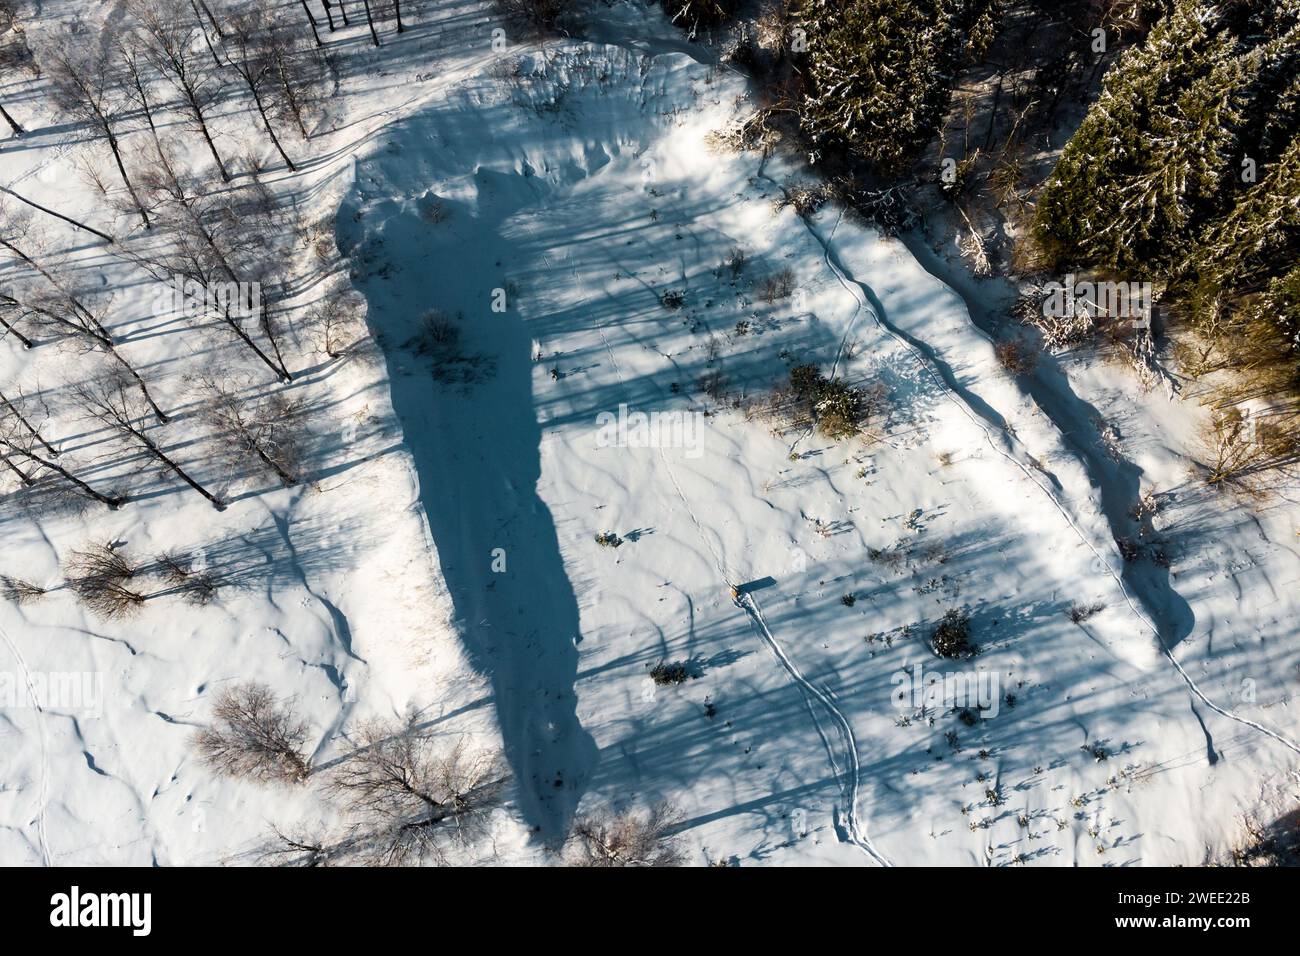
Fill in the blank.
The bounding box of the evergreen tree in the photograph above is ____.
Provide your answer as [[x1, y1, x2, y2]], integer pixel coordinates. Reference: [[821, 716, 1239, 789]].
[[797, 0, 1000, 173]]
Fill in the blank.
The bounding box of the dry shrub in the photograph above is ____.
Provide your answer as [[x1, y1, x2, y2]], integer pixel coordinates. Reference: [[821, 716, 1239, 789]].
[[565, 804, 685, 867], [995, 340, 1037, 376], [0, 574, 45, 604], [1196, 405, 1300, 494], [65, 543, 145, 619], [327, 724, 504, 865], [194, 681, 312, 784], [759, 268, 797, 304]]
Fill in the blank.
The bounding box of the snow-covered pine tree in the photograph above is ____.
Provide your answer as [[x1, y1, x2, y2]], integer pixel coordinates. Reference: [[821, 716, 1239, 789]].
[[796, 0, 1000, 173]]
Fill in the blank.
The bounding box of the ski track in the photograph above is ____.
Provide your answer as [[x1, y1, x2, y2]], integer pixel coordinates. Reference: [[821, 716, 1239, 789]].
[[740, 591, 891, 866], [591, 293, 887, 859], [0, 621, 52, 865]]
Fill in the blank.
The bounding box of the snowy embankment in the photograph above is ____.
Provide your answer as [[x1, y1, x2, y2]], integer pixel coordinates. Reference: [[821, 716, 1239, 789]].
[[338, 5, 1300, 865], [2, 0, 1297, 866]]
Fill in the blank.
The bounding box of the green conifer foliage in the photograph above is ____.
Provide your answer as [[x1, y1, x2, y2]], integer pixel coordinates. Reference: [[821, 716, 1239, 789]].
[[797, 0, 1001, 173]]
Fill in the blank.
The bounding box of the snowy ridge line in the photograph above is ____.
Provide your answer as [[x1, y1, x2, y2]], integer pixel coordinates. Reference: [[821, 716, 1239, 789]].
[[0, 620, 52, 865], [802, 204, 1300, 760], [740, 591, 891, 866]]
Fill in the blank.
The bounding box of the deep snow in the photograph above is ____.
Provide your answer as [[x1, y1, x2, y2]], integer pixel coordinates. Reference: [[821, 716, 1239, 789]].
[[1, 0, 1297, 866]]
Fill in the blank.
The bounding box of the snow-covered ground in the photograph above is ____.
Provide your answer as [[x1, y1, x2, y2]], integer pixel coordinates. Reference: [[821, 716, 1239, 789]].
[[1, 0, 1297, 866]]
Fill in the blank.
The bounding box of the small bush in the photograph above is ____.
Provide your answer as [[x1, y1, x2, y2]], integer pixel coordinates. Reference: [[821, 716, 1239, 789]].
[[595, 531, 623, 548], [661, 290, 686, 310], [154, 551, 196, 586], [930, 609, 974, 659], [327, 724, 503, 864], [759, 268, 797, 303], [1069, 601, 1105, 624], [995, 340, 1037, 376], [650, 661, 693, 685], [194, 681, 311, 784], [841, 593, 856, 607], [410, 310, 461, 356], [65, 544, 145, 620], [0, 575, 45, 605], [565, 804, 685, 867]]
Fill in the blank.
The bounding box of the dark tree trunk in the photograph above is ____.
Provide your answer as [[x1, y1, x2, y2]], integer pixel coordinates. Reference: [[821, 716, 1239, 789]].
[[256, 298, 294, 383], [0, 102, 23, 136], [321, 0, 337, 30], [362, 0, 380, 46], [0, 187, 113, 243], [139, 435, 225, 509], [113, 352, 170, 425], [104, 125, 152, 229], [186, 93, 231, 182], [196, 0, 224, 37], [246, 81, 296, 171], [219, 303, 291, 383], [1, 452, 35, 486], [0, 313, 34, 349], [395, 0, 404, 33], [1, 439, 123, 508], [0, 390, 60, 457], [300, 0, 323, 45], [257, 446, 298, 486], [0, 238, 107, 336]]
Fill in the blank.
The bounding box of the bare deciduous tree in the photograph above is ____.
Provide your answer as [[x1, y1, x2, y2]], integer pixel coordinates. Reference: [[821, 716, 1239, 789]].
[[0, 399, 123, 509], [305, 284, 365, 359], [40, 29, 151, 229], [195, 681, 312, 783], [74, 373, 225, 509], [260, 16, 327, 141], [327, 724, 505, 864], [2, 285, 169, 422], [194, 373, 306, 487], [0, 387, 57, 457], [130, 0, 231, 181], [0, 203, 104, 332], [126, 157, 294, 382], [564, 804, 685, 867], [225, 9, 296, 171]]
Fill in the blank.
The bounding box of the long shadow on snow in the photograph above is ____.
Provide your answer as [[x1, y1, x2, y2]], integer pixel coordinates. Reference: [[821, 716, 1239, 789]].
[[338, 167, 600, 840]]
